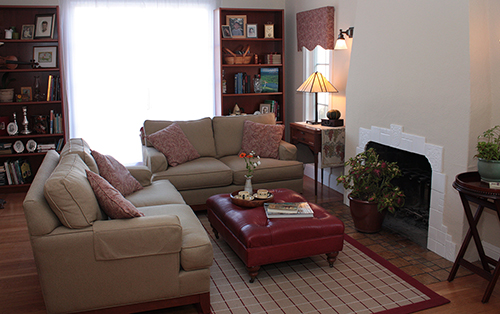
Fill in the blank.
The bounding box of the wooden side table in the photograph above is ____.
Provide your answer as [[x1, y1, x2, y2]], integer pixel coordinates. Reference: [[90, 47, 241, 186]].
[[290, 122, 345, 195], [448, 172, 500, 303]]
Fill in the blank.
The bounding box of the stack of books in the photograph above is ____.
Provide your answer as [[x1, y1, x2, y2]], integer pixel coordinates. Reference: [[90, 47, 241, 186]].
[[264, 202, 314, 218], [0, 143, 12, 155], [265, 53, 281, 64]]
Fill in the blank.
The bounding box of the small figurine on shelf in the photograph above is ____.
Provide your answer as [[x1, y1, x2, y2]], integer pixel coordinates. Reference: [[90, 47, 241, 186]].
[[233, 104, 241, 115], [20, 106, 31, 134]]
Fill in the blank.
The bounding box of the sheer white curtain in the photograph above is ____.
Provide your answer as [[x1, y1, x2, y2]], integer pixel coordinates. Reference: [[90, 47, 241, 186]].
[[60, 0, 218, 165]]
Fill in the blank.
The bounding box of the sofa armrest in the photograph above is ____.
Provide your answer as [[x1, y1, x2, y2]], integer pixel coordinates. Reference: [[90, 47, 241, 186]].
[[142, 145, 168, 174], [93, 215, 182, 261], [127, 165, 152, 187], [279, 140, 298, 160]]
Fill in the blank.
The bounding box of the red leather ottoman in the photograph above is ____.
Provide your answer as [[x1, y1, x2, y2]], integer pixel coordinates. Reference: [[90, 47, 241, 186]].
[[206, 188, 344, 282]]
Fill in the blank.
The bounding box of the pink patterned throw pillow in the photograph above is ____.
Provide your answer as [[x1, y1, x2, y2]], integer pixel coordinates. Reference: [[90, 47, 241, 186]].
[[86, 170, 144, 219], [240, 120, 284, 159], [91, 150, 143, 196], [147, 123, 200, 166]]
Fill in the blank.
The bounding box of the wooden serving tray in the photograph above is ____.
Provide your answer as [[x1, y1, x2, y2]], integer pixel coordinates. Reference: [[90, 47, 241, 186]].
[[230, 190, 274, 208]]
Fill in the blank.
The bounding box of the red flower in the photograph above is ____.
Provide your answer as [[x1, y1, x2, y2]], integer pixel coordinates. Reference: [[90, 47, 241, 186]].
[[239, 152, 246, 158]]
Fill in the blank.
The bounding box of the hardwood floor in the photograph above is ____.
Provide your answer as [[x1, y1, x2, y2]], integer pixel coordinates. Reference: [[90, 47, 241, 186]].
[[0, 176, 499, 313]]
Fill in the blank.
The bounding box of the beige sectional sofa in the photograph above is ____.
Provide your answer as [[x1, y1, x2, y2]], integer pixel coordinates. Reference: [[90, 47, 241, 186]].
[[23, 139, 213, 314], [142, 113, 304, 206]]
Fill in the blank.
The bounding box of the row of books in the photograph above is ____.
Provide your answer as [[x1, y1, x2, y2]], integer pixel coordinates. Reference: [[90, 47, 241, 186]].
[[265, 54, 281, 64], [263, 99, 281, 121], [47, 75, 61, 101], [49, 110, 63, 134], [264, 202, 314, 218], [233, 68, 280, 94], [1, 159, 32, 186], [234, 72, 251, 94]]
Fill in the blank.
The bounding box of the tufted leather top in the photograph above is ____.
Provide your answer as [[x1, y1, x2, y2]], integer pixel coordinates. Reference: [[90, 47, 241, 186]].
[[206, 189, 344, 248]]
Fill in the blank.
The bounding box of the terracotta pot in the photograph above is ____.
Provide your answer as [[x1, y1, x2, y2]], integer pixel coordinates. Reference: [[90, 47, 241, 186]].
[[348, 194, 386, 233]]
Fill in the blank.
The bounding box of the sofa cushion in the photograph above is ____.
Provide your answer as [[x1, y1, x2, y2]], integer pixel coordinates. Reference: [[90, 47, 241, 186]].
[[44, 154, 102, 229], [126, 179, 186, 207], [143, 117, 216, 157], [220, 155, 304, 185], [86, 170, 144, 219], [91, 150, 143, 196], [213, 113, 277, 158], [240, 120, 284, 159], [59, 138, 99, 173], [151, 157, 232, 191], [147, 123, 200, 166]]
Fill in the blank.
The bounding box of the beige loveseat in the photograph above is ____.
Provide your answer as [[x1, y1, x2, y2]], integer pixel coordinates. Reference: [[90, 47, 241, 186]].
[[142, 113, 304, 206], [23, 139, 213, 314]]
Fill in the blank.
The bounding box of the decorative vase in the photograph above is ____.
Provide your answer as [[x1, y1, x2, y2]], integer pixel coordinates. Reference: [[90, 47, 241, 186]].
[[477, 159, 500, 182], [348, 194, 386, 233], [244, 175, 253, 194]]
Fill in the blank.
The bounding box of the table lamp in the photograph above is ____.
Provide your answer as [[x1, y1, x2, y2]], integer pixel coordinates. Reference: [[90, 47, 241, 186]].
[[297, 71, 338, 124]]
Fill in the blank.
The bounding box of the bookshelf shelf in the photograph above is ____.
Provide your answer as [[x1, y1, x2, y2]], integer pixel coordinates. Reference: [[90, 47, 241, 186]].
[[215, 8, 285, 123], [0, 5, 66, 191]]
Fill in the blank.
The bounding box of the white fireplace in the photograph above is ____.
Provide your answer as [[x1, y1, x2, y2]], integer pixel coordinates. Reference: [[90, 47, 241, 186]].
[[357, 124, 456, 260]]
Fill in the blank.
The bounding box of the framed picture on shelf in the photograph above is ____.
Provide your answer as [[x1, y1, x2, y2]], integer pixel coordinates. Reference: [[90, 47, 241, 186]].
[[20, 87, 32, 101], [259, 103, 271, 114], [247, 24, 257, 38], [21, 25, 35, 40], [226, 15, 246, 38], [34, 14, 55, 39], [33, 46, 57, 68], [221, 25, 232, 38]]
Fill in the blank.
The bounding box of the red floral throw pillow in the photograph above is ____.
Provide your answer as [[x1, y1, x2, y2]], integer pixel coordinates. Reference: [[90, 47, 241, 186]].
[[86, 170, 144, 219], [240, 120, 284, 159], [147, 123, 200, 166], [91, 150, 143, 196]]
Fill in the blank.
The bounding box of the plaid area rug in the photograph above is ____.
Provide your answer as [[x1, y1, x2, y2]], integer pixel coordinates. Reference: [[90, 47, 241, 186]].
[[199, 214, 449, 314]]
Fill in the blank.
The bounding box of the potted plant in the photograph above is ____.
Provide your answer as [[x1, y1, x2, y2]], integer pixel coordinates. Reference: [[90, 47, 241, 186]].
[[337, 148, 405, 233], [475, 125, 500, 182], [0, 73, 15, 103]]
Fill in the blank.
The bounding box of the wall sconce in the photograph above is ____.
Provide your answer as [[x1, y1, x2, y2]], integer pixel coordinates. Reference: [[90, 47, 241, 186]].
[[334, 27, 354, 50]]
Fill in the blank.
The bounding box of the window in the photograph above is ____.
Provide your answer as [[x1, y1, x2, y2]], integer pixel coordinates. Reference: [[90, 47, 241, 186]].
[[60, 0, 217, 165], [302, 46, 333, 121]]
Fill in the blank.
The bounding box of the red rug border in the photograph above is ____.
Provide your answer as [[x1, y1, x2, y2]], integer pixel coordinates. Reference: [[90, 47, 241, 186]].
[[344, 234, 450, 314]]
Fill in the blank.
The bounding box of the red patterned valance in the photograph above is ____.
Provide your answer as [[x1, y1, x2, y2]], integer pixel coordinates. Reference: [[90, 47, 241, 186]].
[[296, 6, 335, 51]]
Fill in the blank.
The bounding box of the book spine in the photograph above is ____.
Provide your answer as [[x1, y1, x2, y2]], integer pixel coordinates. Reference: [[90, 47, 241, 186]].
[[49, 110, 54, 134], [4, 161, 12, 185], [46, 75, 53, 101]]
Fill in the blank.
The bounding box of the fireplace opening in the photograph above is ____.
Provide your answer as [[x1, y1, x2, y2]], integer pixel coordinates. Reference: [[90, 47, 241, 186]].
[[366, 142, 432, 247]]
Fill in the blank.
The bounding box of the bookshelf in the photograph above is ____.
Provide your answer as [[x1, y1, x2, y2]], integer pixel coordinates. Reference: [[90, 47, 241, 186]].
[[214, 8, 285, 124], [0, 6, 65, 192]]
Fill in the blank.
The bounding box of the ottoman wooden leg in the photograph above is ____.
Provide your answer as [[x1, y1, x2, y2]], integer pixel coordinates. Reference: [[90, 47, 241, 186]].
[[247, 266, 260, 283], [326, 252, 339, 267], [210, 224, 219, 239]]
